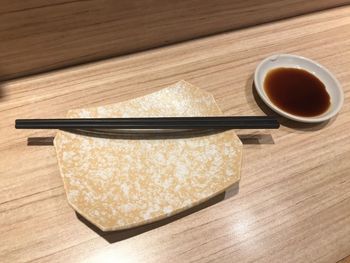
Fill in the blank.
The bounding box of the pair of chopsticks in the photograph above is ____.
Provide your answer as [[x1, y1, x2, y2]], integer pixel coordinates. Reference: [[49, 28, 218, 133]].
[[15, 116, 279, 129]]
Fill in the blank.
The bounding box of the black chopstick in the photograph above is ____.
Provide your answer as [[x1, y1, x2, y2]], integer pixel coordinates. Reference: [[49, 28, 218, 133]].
[[15, 116, 279, 129]]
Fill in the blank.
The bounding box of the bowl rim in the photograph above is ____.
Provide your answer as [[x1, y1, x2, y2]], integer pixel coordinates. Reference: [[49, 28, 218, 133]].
[[254, 54, 344, 123]]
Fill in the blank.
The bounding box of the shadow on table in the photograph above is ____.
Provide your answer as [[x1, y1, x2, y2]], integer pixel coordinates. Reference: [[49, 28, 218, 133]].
[[238, 133, 274, 144], [27, 133, 274, 146], [245, 74, 335, 131], [27, 137, 55, 145], [76, 182, 239, 243], [0, 86, 4, 101]]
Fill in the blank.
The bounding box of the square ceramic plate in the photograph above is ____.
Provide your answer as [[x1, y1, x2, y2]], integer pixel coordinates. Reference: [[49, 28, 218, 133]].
[[54, 81, 243, 231]]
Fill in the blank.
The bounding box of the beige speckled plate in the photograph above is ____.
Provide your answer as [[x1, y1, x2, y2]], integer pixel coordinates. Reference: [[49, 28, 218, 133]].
[[54, 80, 243, 231]]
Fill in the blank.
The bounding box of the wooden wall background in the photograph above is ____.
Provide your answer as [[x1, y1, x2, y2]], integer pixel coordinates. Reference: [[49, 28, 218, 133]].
[[0, 0, 349, 80]]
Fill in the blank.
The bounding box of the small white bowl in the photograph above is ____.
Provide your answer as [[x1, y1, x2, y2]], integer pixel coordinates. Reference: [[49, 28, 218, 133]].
[[254, 54, 344, 123]]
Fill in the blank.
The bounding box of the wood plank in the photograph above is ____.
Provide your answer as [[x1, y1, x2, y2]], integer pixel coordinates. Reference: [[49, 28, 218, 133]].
[[1, 5, 350, 263], [0, 0, 349, 80]]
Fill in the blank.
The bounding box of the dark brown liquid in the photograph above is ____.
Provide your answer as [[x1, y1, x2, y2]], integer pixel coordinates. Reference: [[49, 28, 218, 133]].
[[264, 68, 331, 117]]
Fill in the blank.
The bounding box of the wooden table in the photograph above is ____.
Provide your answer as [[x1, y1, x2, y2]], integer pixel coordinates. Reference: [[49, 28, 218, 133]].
[[1, 6, 350, 263]]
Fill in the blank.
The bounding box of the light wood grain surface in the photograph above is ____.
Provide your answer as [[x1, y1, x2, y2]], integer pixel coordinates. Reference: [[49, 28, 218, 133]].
[[339, 255, 350, 263], [1, 6, 350, 263], [1, 0, 350, 80]]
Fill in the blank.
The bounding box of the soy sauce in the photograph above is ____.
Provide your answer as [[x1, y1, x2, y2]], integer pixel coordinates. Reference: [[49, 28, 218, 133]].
[[264, 68, 331, 117]]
